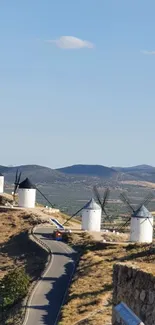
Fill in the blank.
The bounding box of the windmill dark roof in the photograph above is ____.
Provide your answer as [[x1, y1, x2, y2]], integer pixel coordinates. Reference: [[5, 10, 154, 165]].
[[83, 198, 101, 210], [0, 173, 3, 176], [19, 178, 35, 189], [132, 205, 152, 219]]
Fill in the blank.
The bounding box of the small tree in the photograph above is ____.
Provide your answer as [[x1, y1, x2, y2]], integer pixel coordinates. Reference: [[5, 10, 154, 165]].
[[0, 268, 30, 309]]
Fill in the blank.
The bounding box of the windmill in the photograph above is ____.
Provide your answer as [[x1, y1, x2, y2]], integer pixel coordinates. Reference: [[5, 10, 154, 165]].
[[93, 185, 111, 224], [12, 169, 56, 209], [62, 196, 103, 231], [18, 177, 55, 209], [62, 186, 110, 230], [13, 169, 22, 204], [117, 192, 154, 243]]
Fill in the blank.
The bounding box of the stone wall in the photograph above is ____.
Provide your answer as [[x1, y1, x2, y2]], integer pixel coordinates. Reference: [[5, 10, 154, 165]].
[[112, 263, 155, 325]]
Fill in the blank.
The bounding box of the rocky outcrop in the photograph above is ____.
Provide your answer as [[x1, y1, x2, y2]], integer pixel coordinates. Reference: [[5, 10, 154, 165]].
[[112, 263, 155, 325]]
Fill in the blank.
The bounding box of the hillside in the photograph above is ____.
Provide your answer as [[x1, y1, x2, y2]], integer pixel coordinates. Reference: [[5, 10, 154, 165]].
[[57, 164, 117, 178], [0, 207, 48, 324], [113, 164, 155, 172], [1, 164, 155, 190], [0, 201, 80, 323], [0, 165, 67, 185], [0, 164, 120, 188], [113, 164, 155, 182]]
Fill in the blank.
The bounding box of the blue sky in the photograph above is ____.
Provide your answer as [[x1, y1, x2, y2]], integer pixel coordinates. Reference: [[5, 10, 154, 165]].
[[0, 0, 155, 168]]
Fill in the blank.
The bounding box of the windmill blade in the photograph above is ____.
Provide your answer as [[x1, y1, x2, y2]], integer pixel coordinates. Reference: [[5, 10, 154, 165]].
[[147, 217, 153, 228], [14, 169, 22, 194], [103, 206, 109, 217], [93, 185, 102, 206], [139, 216, 153, 228], [17, 171, 21, 184], [136, 193, 154, 211], [36, 187, 55, 208], [14, 169, 19, 186], [94, 186, 111, 222], [120, 193, 135, 213], [102, 206, 112, 223], [102, 188, 110, 210], [15, 169, 18, 184], [62, 206, 84, 226], [116, 217, 131, 232]]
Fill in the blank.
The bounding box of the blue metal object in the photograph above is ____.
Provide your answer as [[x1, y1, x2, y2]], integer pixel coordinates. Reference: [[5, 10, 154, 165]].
[[55, 237, 62, 241], [50, 218, 64, 229], [114, 302, 145, 325]]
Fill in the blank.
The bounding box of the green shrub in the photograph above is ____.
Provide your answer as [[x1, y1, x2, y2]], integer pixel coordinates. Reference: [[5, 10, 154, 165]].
[[0, 268, 30, 310]]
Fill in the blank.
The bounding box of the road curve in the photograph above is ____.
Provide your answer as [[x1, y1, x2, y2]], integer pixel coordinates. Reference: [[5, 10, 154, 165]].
[[23, 227, 76, 325]]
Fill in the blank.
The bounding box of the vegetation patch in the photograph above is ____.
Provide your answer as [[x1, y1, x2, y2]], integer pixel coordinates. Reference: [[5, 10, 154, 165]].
[[0, 268, 30, 310]]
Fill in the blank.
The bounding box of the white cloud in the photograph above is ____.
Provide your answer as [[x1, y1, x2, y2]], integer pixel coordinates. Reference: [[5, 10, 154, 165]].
[[46, 36, 94, 49], [141, 50, 155, 55]]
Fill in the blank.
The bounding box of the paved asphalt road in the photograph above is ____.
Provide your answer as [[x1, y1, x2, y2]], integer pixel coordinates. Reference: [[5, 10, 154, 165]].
[[23, 227, 76, 325]]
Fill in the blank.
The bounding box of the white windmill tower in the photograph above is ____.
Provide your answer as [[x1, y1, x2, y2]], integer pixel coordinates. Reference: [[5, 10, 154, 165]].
[[118, 193, 154, 243], [18, 178, 36, 208], [81, 198, 102, 231], [130, 205, 153, 242], [62, 198, 102, 232], [0, 173, 4, 194]]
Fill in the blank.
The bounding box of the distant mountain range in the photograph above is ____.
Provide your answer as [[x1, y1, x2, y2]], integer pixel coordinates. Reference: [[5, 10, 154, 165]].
[[1, 163, 155, 186]]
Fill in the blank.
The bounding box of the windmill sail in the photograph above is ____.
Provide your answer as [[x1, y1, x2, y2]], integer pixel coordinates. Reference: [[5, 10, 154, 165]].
[[93, 185, 111, 223]]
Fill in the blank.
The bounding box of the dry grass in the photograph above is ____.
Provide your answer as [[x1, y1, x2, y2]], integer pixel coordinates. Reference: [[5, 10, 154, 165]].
[[59, 234, 155, 325], [120, 180, 155, 188], [0, 192, 14, 205], [90, 231, 128, 243], [0, 209, 37, 244]]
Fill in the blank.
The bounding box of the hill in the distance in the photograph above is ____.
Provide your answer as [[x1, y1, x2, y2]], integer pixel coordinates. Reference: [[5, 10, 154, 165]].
[[0, 165, 67, 185], [113, 164, 155, 172], [57, 164, 117, 178], [112, 164, 155, 182]]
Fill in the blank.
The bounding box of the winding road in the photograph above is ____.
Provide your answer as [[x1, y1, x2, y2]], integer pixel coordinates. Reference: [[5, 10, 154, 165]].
[[23, 227, 76, 325]]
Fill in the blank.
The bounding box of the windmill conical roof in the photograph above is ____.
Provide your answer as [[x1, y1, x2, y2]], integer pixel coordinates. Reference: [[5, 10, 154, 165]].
[[0, 173, 3, 176], [19, 178, 35, 189], [132, 205, 152, 219], [83, 198, 101, 210]]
